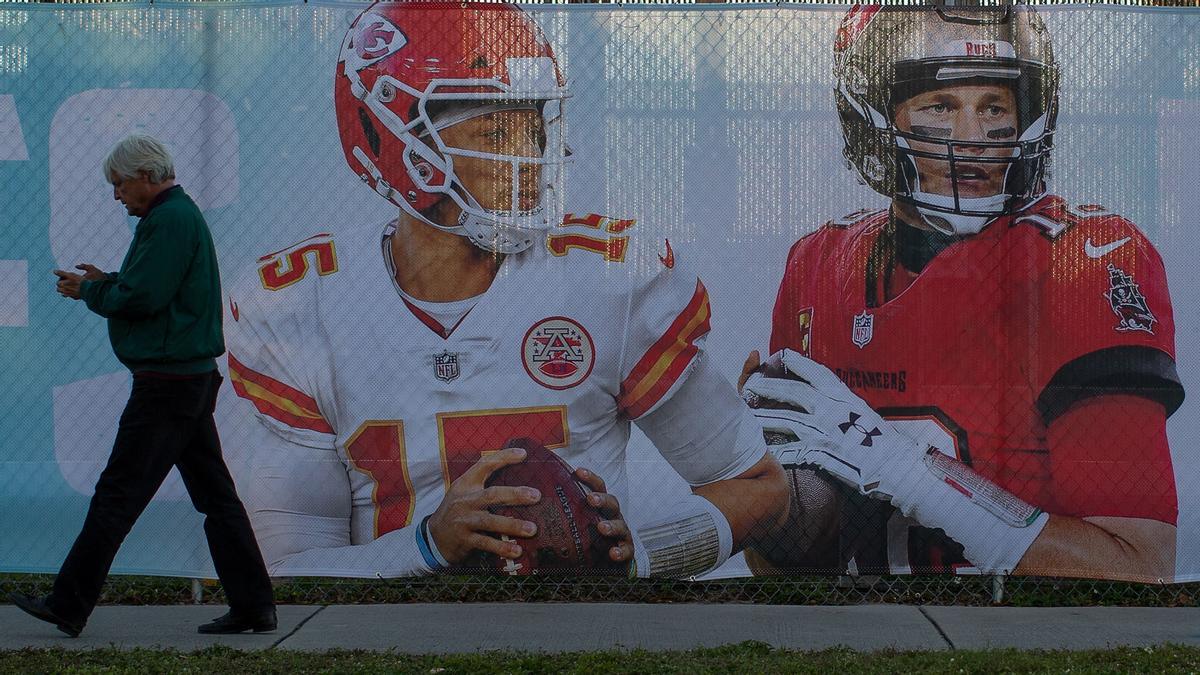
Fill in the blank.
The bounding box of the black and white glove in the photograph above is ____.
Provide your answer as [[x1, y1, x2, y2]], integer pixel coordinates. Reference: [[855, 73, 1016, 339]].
[[742, 349, 1048, 575]]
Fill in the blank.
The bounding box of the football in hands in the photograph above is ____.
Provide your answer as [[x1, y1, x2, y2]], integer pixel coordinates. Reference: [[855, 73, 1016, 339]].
[[473, 437, 627, 576]]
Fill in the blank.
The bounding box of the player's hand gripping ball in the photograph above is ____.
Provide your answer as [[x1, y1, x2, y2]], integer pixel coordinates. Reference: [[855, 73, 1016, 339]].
[[741, 351, 844, 571], [474, 438, 627, 576]]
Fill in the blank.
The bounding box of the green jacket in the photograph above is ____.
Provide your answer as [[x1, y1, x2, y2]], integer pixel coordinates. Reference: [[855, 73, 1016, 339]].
[[81, 186, 224, 374]]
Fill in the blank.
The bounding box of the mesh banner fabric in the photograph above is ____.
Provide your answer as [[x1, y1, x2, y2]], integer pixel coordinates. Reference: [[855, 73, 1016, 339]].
[[0, 1, 1197, 587]]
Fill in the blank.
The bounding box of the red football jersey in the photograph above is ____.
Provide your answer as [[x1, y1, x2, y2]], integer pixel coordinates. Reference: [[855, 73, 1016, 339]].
[[770, 195, 1183, 574]]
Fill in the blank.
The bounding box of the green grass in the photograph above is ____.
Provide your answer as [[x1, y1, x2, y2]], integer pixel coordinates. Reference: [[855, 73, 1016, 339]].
[[2, 643, 1200, 674]]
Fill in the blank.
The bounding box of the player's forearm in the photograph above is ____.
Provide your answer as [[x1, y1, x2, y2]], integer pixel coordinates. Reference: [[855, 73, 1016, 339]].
[[1014, 515, 1176, 582], [691, 453, 789, 551], [744, 467, 843, 573], [743, 352, 1052, 575], [248, 502, 439, 578], [263, 522, 438, 578]]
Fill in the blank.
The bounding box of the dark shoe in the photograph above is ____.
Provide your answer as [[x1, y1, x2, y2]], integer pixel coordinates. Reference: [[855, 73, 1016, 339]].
[[8, 592, 83, 638], [197, 607, 277, 634]]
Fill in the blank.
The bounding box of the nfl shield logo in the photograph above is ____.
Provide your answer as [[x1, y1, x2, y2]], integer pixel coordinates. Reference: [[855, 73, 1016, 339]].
[[434, 351, 460, 382], [851, 311, 874, 349]]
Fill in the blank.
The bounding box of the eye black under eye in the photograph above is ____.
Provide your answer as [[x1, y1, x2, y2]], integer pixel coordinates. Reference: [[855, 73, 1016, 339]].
[[911, 125, 951, 139]]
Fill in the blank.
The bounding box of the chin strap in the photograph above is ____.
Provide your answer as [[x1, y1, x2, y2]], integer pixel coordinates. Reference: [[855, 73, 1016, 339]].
[[457, 208, 545, 255], [911, 192, 1006, 236], [914, 208, 991, 236]]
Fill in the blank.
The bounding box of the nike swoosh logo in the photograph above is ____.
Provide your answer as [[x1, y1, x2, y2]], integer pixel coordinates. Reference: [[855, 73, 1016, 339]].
[[1085, 237, 1131, 258], [658, 238, 675, 269]]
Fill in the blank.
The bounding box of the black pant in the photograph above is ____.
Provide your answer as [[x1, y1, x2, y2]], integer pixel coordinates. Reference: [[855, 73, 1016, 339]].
[[49, 370, 273, 624]]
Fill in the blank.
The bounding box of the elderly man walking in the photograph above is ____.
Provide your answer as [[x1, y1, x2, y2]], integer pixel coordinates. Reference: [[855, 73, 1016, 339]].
[[9, 134, 275, 637]]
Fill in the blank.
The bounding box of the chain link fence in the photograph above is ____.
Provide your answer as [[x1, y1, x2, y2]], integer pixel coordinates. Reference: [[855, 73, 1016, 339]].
[[1, 0, 1198, 608], [3, 573, 1198, 606], [4, 0, 1200, 5]]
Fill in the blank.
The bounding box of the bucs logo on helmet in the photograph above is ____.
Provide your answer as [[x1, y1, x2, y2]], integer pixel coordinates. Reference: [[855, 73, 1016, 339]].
[[834, 5, 882, 54], [334, 1, 570, 255]]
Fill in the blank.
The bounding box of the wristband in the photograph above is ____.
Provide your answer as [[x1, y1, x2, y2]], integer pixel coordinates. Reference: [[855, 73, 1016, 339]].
[[635, 495, 733, 579], [416, 515, 448, 571]]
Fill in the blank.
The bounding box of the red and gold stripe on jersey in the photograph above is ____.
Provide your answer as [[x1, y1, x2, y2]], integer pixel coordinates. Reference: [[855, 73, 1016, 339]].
[[227, 353, 333, 434], [618, 280, 712, 419]]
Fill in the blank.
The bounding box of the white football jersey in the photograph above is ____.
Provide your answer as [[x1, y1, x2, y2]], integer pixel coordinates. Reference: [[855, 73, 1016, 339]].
[[225, 213, 760, 573]]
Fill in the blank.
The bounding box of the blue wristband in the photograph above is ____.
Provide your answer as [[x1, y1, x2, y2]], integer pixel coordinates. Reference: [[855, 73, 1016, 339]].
[[416, 516, 448, 570]]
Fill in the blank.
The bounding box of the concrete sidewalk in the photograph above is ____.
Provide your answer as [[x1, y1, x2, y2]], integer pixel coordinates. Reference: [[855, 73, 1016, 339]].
[[1, 604, 1198, 653]]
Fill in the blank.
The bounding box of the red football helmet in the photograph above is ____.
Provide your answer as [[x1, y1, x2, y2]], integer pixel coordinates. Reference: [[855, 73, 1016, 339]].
[[335, 1, 569, 253]]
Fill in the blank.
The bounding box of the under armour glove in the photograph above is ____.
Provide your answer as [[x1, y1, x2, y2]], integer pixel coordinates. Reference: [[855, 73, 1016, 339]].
[[742, 349, 1047, 575]]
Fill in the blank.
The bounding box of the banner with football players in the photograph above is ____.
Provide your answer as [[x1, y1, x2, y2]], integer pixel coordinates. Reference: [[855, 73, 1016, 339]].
[[1, 1, 1196, 584]]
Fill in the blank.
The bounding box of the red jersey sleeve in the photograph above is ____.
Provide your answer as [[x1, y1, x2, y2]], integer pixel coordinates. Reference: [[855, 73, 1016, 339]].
[[1033, 209, 1183, 422], [1046, 394, 1178, 524], [616, 250, 712, 421]]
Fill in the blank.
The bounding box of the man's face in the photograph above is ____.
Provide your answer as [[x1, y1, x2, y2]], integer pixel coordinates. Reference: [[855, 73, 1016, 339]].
[[437, 108, 545, 213], [893, 83, 1019, 200], [109, 171, 157, 218]]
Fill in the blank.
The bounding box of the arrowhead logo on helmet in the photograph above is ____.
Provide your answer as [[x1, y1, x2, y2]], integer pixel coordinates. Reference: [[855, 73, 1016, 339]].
[[334, 2, 571, 256], [342, 14, 408, 72], [357, 17, 407, 62]]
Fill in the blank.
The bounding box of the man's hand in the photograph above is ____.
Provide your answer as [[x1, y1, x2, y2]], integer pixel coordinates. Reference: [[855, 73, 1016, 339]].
[[742, 349, 1048, 574], [574, 467, 636, 564], [53, 264, 107, 300], [427, 446, 542, 564], [741, 348, 912, 500]]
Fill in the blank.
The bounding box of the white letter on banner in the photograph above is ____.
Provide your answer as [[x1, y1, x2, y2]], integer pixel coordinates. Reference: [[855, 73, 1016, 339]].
[[53, 365, 249, 501], [53, 373, 193, 500], [48, 88, 239, 272], [48, 89, 239, 502], [0, 260, 28, 327], [0, 94, 28, 161]]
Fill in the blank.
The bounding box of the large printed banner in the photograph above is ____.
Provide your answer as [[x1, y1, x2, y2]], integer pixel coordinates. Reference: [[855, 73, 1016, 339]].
[[1, 1, 1197, 582]]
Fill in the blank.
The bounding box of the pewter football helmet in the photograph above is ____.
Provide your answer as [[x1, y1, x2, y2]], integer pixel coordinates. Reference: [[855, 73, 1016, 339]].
[[835, 5, 1059, 234]]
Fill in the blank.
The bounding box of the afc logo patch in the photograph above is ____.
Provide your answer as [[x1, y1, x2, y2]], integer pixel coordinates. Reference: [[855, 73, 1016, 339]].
[[796, 308, 813, 357], [522, 317, 595, 390]]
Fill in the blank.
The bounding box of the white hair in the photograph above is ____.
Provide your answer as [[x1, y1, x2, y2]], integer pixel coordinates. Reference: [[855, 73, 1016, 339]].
[[102, 134, 175, 184]]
